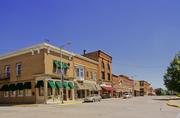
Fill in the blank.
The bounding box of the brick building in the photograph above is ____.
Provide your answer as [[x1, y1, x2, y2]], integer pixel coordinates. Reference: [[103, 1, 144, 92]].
[[83, 50, 114, 98], [0, 43, 101, 104], [139, 80, 151, 96]]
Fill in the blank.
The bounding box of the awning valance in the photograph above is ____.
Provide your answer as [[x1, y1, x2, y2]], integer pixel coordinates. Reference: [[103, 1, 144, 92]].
[[24, 82, 32, 89], [55, 81, 63, 88], [0, 85, 9, 91], [63, 82, 70, 89], [53, 60, 69, 69], [9, 84, 16, 91], [16, 83, 24, 90], [68, 82, 74, 89], [48, 80, 56, 88], [102, 86, 116, 92], [35, 80, 44, 88]]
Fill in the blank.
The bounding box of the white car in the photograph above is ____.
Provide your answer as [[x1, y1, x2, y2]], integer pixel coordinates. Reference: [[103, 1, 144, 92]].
[[84, 94, 102, 102], [123, 93, 132, 99]]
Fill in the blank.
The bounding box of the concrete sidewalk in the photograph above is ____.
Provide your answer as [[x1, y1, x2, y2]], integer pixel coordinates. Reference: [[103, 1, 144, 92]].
[[167, 100, 180, 108]]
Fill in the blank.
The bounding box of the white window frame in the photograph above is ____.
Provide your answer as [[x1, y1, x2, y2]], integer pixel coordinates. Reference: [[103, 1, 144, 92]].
[[16, 63, 21, 76], [75, 66, 84, 80], [4, 91, 9, 97], [17, 90, 24, 97], [25, 89, 32, 96], [90, 72, 93, 80], [5, 65, 10, 77], [93, 72, 97, 80]]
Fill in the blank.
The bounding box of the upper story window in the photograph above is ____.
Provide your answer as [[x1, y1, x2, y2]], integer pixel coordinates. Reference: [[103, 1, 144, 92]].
[[108, 73, 111, 81], [16, 63, 22, 76], [101, 71, 105, 80], [5, 65, 10, 78], [75, 66, 84, 80], [93, 72, 97, 80], [101, 61, 105, 69], [140, 81, 144, 86], [107, 63, 111, 71], [90, 72, 93, 80]]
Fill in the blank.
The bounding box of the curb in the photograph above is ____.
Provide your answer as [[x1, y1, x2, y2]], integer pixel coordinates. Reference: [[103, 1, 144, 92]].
[[58, 101, 82, 106], [167, 101, 180, 108]]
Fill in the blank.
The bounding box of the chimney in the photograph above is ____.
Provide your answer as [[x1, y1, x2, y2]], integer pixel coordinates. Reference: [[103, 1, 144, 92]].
[[83, 50, 86, 55]]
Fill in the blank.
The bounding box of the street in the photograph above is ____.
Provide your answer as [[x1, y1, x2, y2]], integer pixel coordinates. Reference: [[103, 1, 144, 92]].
[[0, 96, 179, 118]]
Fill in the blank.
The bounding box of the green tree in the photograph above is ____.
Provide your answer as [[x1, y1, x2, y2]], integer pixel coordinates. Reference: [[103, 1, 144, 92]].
[[164, 52, 180, 92]]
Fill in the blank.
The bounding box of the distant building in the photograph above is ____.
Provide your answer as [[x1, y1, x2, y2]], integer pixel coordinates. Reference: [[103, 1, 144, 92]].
[[139, 80, 151, 96]]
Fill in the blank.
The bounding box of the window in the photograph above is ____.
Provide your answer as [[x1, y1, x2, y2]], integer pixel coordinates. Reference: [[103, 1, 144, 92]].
[[108, 73, 110, 80], [4, 91, 9, 97], [107, 63, 111, 71], [17, 90, 24, 97], [5, 65, 10, 78], [25, 89, 32, 96], [140, 81, 144, 86], [10, 91, 16, 97], [101, 61, 105, 69], [86, 71, 89, 78], [93, 72, 97, 80], [16, 63, 21, 76], [101, 71, 105, 80], [48, 88, 52, 96], [75, 66, 84, 80], [90, 72, 93, 80], [39, 87, 44, 96]]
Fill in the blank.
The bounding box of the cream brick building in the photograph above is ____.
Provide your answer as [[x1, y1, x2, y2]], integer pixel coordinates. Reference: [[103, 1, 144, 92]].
[[0, 43, 100, 104]]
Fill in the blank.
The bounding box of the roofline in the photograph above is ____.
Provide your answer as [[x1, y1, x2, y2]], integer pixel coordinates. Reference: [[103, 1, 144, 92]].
[[74, 54, 98, 65], [98, 50, 112, 59], [0, 42, 75, 60], [0, 43, 98, 64]]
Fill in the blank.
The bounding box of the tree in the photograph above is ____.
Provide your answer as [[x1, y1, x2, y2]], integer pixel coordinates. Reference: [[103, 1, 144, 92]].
[[164, 52, 180, 92]]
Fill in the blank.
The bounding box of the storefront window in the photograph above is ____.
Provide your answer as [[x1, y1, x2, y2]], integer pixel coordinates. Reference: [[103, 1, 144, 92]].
[[10, 91, 16, 97], [4, 91, 9, 97], [39, 87, 44, 96], [17, 90, 23, 97], [25, 89, 32, 96], [48, 88, 52, 96]]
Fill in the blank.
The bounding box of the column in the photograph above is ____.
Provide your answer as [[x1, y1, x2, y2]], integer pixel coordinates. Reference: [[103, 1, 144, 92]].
[[71, 89, 75, 101], [44, 79, 48, 104], [66, 89, 69, 101], [85, 90, 87, 97]]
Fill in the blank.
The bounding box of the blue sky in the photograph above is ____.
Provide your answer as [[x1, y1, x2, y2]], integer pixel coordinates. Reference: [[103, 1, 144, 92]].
[[0, 0, 180, 88]]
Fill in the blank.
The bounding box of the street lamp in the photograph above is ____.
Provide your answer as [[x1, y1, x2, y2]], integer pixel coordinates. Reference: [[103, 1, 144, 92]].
[[60, 42, 71, 104]]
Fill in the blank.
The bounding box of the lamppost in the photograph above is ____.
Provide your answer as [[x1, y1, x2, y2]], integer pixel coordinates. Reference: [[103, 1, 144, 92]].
[[60, 42, 71, 104]]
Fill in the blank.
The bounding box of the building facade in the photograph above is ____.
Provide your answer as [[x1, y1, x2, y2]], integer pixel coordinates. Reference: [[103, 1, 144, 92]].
[[83, 50, 114, 98], [139, 80, 151, 96], [0, 43, 102, 104], [73, 54, 101, 99]]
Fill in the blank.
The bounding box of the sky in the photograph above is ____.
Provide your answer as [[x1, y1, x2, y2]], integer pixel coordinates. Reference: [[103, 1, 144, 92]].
[[0, 0, 180, 89]]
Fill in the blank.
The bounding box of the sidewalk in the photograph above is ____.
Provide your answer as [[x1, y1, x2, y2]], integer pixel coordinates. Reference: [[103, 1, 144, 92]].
[[167, 100, 180, 108]]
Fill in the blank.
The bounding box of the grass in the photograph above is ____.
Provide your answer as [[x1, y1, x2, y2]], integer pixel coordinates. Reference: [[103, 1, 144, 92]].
[[176, 93, 180, 97]]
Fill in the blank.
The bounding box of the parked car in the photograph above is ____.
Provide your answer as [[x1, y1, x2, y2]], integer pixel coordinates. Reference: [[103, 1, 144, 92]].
[[123, 93, 132, 99], [84, 94, 102, 102], [101, 93, 111, 99]]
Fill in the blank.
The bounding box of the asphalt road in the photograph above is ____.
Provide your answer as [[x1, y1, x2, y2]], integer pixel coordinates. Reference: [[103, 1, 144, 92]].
[[0, 96, 179, 118]]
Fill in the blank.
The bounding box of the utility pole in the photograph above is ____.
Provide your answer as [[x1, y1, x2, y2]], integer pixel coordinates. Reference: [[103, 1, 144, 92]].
[[60, 42, 71, 104]]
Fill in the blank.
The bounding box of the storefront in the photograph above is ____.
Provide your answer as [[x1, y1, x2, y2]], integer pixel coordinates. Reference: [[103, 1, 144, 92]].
[[74, 80, 101, 99], [100, 83, 115, 98]]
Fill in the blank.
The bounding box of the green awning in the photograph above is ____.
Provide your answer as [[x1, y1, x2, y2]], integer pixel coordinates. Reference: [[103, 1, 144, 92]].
[[9, 84, 16, 91], [0, 85, 9, 91], [63, 82, 70, 89], [48, 80, 56, 88], [68, 82, 74, 89], [16, 83, 24, 90], [53, 60, 69, 69], [55, 81, 63, 88], [35, 80, 44, 88], [24, 82, 31, 89]]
